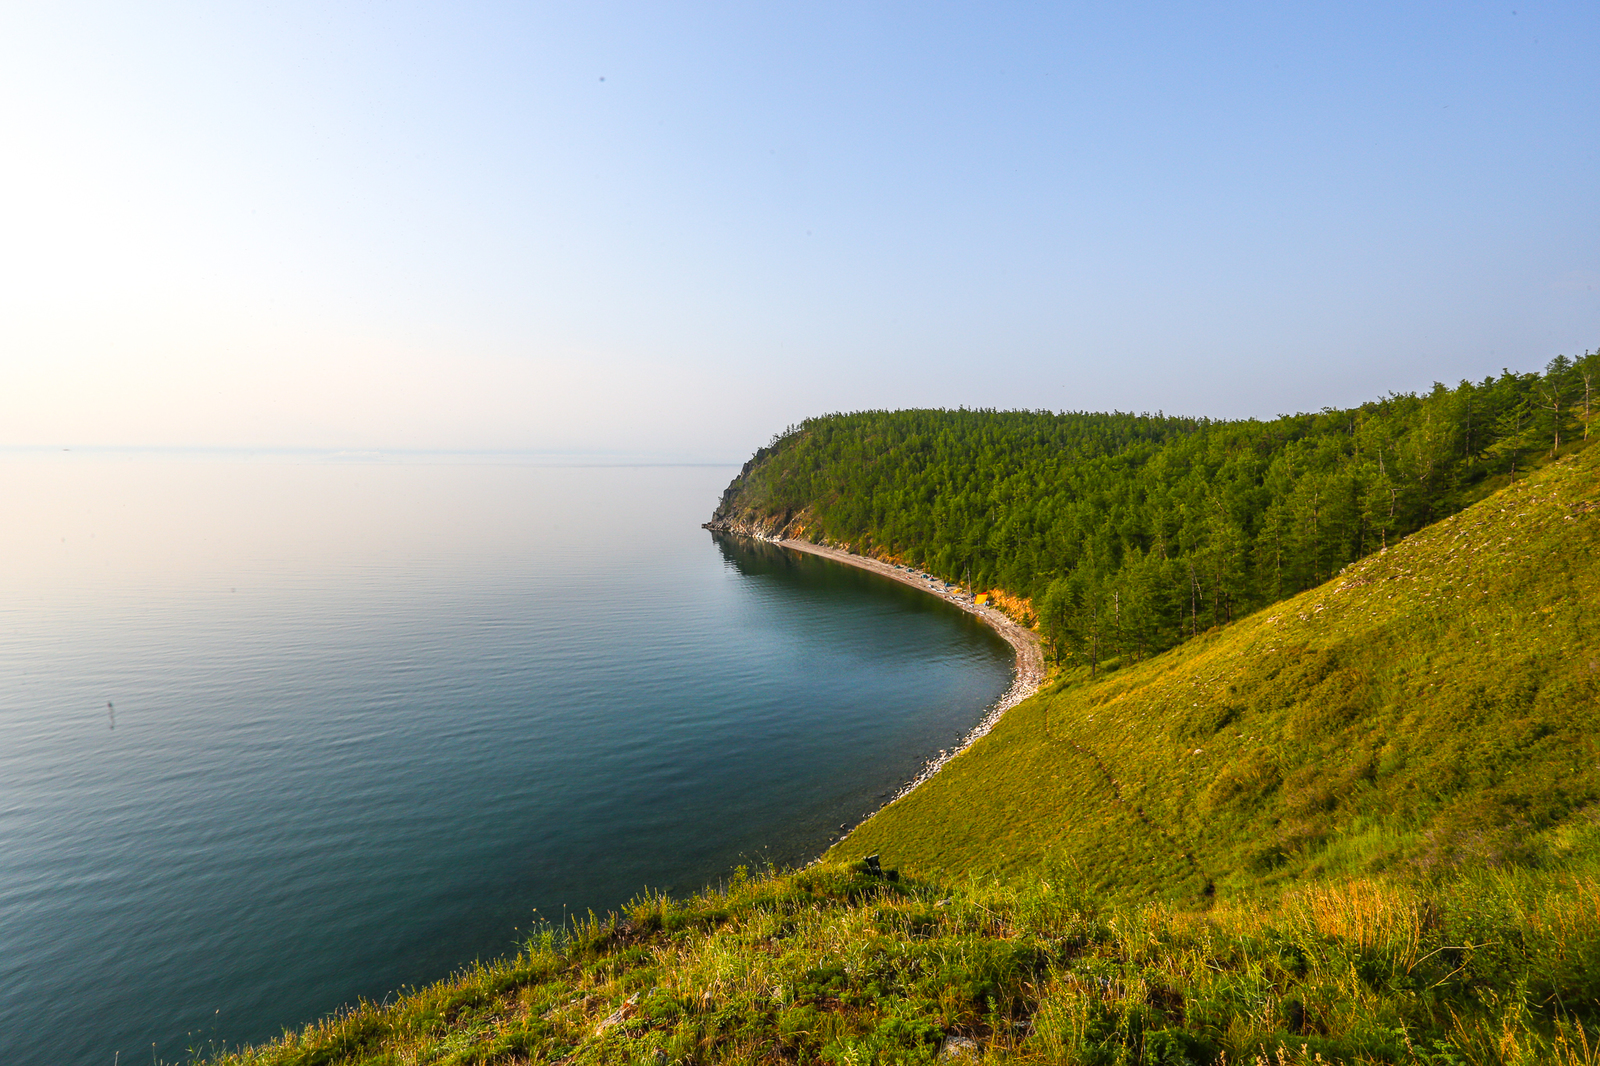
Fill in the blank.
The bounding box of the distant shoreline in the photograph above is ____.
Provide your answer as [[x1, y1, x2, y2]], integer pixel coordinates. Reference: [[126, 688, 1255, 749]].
[[710, 529, 1044, 830]]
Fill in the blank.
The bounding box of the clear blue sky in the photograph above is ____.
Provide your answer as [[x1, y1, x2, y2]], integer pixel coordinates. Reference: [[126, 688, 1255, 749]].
[[2, 1, 1595, 459]]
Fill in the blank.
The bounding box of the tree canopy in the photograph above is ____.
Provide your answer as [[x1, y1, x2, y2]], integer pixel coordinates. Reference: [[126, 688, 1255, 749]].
[[716, 352, 1598, 667]]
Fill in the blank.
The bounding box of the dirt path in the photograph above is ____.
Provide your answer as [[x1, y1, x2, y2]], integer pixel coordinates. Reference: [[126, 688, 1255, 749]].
[[767, 536, 1046, 804], [1069, 741, 1211, 892]]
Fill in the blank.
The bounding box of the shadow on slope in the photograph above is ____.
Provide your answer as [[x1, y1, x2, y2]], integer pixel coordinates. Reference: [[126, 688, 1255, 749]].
[[835, 445, 1600, 902]]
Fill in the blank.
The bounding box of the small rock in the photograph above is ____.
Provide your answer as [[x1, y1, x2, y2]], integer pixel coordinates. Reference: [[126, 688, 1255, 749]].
[[939, 1035, 981, 1062], [593, 991, 641, 1036]]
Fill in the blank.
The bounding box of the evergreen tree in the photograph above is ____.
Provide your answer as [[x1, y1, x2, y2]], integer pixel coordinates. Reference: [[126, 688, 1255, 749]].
[[713, 352, 1596, 667]]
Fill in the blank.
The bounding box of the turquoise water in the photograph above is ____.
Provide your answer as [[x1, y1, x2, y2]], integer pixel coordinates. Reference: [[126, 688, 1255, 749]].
[[0, 459, 1013, 1066]]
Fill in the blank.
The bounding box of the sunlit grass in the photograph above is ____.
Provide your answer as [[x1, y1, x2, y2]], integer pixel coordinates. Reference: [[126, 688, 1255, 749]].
[[835, 445, 1600, 901], [204, 861, 1600, 1065]]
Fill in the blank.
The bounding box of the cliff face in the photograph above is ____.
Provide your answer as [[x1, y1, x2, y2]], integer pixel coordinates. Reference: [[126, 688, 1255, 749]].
[[702, 512, 785, 538], [702, 506, 811, 540], [709, 451, 763, 520], [703, 449, 813, 540]]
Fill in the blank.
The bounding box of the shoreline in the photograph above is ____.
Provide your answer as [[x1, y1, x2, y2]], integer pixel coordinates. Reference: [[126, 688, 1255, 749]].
[[712, 529, 1045, 833]]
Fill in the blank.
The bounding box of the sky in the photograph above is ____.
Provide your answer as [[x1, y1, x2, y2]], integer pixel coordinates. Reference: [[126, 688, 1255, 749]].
[[2, 1, 1596, 461]]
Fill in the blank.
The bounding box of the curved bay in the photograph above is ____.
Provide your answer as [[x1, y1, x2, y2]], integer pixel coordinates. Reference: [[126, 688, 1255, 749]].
[[0, 460, 1012, 1066]]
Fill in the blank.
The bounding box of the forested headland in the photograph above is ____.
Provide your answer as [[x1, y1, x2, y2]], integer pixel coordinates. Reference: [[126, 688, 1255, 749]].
[[712, 352, 1597, 670]]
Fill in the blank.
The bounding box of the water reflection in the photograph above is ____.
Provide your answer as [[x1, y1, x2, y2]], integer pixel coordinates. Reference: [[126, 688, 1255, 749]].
[[0, 458, 1013, 1066], [712, 532, 1002, 634]]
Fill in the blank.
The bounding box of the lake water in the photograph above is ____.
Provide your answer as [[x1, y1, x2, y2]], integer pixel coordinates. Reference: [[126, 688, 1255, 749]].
[[0, 457, 1013, 1066]]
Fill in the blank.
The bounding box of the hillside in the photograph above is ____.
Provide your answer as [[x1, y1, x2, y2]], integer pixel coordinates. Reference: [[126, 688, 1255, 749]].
[[711, 354, 1597, 666], [833, 441, 1600, 903], [209, 429, 1600, 1066]]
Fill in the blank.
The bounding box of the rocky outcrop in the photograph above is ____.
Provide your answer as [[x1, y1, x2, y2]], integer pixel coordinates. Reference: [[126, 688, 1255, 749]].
[[709, 454, 760, 521], [702, 509, 805, 539], [704, 452, 814, 539], [703, 514, 774, 537]]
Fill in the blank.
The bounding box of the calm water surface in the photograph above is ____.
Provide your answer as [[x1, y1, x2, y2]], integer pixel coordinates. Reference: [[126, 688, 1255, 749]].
[[0, 458, 1012, 1065]]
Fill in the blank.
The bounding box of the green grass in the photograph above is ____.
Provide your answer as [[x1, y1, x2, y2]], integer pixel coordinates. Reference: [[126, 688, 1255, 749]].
[[834, 445, 1600, 902], [201, 446, 1600, 1065], [204, 861, 1600, 1065]]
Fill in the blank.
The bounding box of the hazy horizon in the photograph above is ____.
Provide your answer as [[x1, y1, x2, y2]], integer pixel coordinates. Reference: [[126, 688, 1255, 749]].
[[3, 2, 1595, 461]]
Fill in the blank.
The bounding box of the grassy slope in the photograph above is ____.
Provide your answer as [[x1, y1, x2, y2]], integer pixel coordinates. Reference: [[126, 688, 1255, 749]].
[[836, 446, 1600, 902], [208, 448, 1600, 1066], [206, 865, 1600, 1065]]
